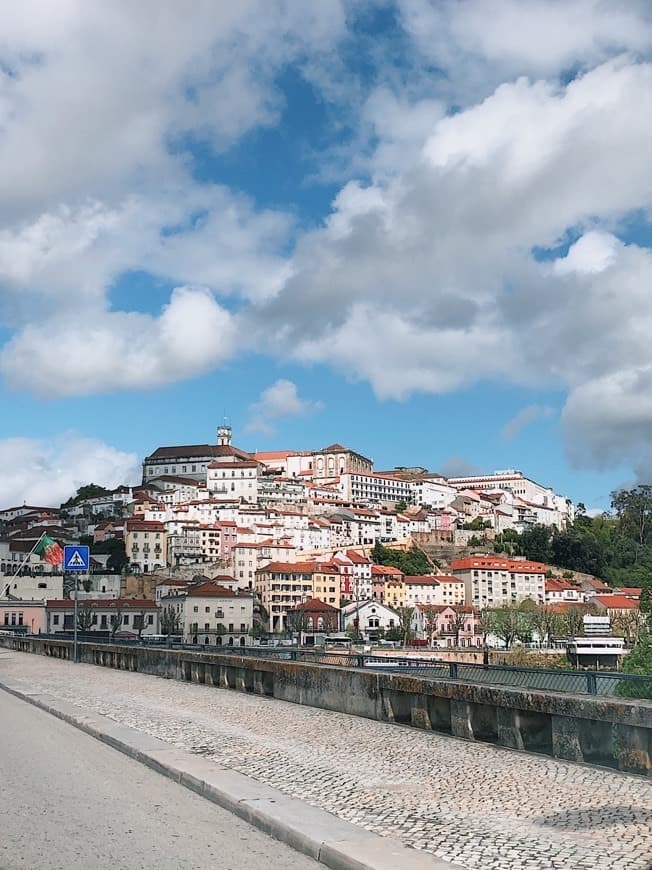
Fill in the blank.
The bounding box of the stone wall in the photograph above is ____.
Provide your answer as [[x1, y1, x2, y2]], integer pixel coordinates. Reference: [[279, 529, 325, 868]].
[[1, 634, 650, 776]]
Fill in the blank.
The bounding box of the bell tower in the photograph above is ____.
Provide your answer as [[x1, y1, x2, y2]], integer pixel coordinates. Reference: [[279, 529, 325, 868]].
[[217, 424, 232, 446]]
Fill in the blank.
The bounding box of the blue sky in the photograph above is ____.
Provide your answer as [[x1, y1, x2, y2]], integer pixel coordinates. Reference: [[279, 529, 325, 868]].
[[1, 1, 651, 508]]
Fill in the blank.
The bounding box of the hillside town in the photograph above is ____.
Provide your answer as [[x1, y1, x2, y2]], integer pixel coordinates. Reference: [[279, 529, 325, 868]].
[[0, 425, 646, 663]]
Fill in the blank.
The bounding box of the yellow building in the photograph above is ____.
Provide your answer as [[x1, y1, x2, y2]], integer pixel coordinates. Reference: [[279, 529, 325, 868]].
[[125, 519, 167, 573], [312, 563, 341, 610], [384, 577, 406, 609]]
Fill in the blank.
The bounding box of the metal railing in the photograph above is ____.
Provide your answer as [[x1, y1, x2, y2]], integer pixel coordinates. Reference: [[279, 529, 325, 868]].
[[20, 634, 652, 697]]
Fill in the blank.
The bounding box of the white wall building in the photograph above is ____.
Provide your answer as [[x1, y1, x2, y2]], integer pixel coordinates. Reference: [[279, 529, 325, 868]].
[[341, 600, 399, 639], [451, 556, 546, 609], [339, 472, 413, 506], [160, 582, 253, 647], [206, 461, 260, 502]]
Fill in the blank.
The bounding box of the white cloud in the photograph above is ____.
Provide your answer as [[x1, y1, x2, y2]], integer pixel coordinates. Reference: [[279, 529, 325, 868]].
[[1, 287, 236, 396], [0, 434, 139, 508], [502, 404, 555, 441], [250, 56, 652, 475], [246, 379, 323, 436], [0, 0, 346, 388], [2, 1, 652, 484], [398, 0, 652, 103]]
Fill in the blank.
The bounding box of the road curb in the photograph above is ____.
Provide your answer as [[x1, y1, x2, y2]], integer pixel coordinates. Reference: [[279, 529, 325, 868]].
[[0, 678, 460, 870]]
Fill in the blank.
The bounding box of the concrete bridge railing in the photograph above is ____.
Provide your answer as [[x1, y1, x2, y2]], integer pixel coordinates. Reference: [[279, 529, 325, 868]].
[[1, 634, 650, 777]]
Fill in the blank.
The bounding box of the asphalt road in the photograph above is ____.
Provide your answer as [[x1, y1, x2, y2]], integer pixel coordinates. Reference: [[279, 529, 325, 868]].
[[0, 689, 319, 870]]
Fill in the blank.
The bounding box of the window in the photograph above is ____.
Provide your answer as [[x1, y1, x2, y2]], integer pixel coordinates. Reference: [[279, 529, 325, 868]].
[[205, 606, 210, 613], [204, 622, 210, 630], [148, 614, 154, 625], [100, 615, 108, 628], [38, 582, 47, 589], [53, 614, 60, 626], [228, 623, 234, 632], [123, 614, 129, 625], [240, 623, 246, 632], [3, 613, 8, 625], [193, 606, 198, 613]]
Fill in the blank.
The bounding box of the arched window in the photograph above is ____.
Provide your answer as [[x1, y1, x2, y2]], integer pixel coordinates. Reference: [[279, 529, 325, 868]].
[[317, 617, 324, 630], [307, 617, 314, 630]]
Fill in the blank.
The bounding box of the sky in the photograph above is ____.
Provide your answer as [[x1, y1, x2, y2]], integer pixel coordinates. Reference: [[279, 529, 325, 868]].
[[1, 0, 652, 510]]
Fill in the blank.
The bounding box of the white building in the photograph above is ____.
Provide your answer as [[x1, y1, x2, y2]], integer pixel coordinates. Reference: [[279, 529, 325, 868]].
[[159, 582, 254, 647], [142, 425, 254, 483], [339, 472, 413, 506], [446, 470, 574, 528], [341, 600, 399, 639], [451, 556, 546, 609], [206, 460, 260, 502]]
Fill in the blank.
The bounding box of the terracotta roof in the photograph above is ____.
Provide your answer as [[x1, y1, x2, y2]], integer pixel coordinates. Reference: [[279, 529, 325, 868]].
[[146, 443, 253, 461], [436, 575, 464, 584], [254, 451, 295, 461], [371, 565, 403, 577], [451, 557, 546, 573], [187, 583, 246, 598], [593, 595, 640, 610], [286, 597, 339, 613], [257, 561, 318, 574], [125, 519, 165, 531], [546, 578, 577, 592], [344, 550, 371, 564], [547, 602, 588, 613], [404, 575, 441, 585], [46, 598, 157, 610]]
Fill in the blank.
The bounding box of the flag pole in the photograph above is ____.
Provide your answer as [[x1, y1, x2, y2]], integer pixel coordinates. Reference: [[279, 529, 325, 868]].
[[1, 532, 46, 598]]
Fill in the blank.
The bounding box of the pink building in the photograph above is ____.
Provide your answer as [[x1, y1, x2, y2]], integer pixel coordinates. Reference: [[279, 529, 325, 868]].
[[413, 604, 483, 648], [371, 564, 404, 602], [0, 600, 46, 634]]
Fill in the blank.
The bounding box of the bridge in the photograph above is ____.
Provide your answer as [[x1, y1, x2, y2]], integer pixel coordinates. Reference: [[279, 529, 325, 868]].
[[1, 638, 651, 869]]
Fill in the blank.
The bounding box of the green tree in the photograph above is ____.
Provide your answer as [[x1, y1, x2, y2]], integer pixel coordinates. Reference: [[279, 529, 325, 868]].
[[61, 483, 111, 508], [484, 605, 534, 650], [615, 636, 652, 700], [160, 606, 181, 636], [76, 602, 96, 632], [371, 541, 434, 575], [611, 485, 652, 550], [396, 606, 415, 645], [90, 538, 129, 573], [395, 500, 408, 513], [517, 524, 552, 564]]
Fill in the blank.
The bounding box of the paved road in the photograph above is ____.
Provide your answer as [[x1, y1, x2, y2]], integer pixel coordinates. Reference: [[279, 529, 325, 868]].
[[2, 651, 651, 870], [0, 687, 319, 870]]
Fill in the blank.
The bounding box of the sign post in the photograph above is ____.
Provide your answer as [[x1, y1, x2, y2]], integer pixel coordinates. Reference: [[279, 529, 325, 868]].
[[63, 546, 90, 664]]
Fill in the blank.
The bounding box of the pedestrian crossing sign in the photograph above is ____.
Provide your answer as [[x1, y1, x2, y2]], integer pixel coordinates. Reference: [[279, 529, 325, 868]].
[[63, 545, 90, 572]]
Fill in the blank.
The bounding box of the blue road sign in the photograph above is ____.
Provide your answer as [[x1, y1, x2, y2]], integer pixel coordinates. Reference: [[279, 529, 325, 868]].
[[63, 545, 90, 572]]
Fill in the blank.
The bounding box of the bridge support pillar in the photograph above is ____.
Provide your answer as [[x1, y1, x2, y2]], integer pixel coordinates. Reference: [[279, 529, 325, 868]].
[[613, 723, 651, 776], [497, 707, 524, 750], [410, 694, 432, 730], [450, 700, 474, 740], [551, 715, 583, 762]]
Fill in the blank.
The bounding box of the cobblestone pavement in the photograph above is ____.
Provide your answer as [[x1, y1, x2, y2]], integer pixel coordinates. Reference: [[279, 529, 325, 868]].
[[2, 651, 651, 870]]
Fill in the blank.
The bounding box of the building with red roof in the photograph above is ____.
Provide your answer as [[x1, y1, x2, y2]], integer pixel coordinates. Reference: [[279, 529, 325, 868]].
[[451, 555, 545, 609]]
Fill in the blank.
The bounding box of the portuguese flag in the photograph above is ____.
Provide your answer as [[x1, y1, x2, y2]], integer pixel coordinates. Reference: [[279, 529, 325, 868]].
[[34, 535, 64, 566]]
